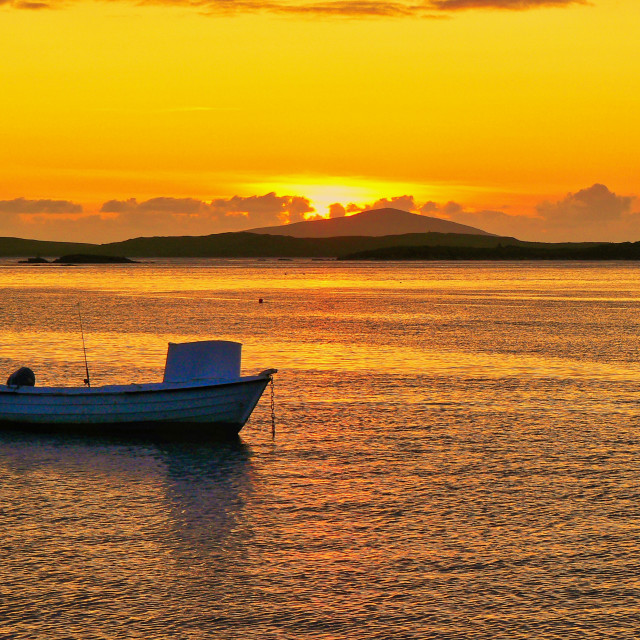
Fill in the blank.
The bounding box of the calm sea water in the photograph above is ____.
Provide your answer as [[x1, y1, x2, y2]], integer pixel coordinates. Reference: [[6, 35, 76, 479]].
[[0, 259, 638, 639]]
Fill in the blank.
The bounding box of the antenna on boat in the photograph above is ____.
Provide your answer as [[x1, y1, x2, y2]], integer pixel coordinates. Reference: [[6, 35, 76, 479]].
[[77, 302, 91, 388]]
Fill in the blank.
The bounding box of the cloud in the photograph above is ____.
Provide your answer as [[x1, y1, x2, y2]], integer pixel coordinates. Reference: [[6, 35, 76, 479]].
[[536, 183, 632, 225], [101, 192, 314, 230], [431, 0, 586, 9], [3, 0, 589, 14], [365, 195, 417, 212], [1, 0, 420, 13], [440, 207, 542, 239], [240, 0, 423, 16], [531, 184, 637, 242], [0, 211, 208, 243], [438, 184, 640, 242], [329, 203, 347, 218], [420, 201, 439, 214], [334, 195, 417, 216], [0, 0, 52, 6], [210, 192, 315, 226], [8, 0, 52, 7], [442, 201, 463, 215], [101, 197, 205, 214], [161, 0, 590, 16], [0, 198, 83, 214], [417, 197, 538, 236], [419, 200, 465, 216]]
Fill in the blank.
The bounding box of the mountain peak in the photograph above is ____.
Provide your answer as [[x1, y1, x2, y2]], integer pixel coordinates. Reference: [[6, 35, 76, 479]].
[[249, 207, 492, 238]]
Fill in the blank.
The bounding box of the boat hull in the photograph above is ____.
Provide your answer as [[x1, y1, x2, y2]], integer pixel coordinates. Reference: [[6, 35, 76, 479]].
[[0, 418, 247, 438], [0, 374, 272, 438]]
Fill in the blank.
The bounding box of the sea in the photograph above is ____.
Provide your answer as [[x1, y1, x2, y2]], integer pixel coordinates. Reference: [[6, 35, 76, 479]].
[[0, 259, 638, 639]]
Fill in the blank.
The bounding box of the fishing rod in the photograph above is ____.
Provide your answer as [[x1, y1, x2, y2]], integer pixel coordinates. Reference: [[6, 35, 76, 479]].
[[77, 302, 91, 387]]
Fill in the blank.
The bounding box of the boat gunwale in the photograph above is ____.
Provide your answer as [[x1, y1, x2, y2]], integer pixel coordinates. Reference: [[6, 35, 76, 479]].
[[0, 373, 273, 399]]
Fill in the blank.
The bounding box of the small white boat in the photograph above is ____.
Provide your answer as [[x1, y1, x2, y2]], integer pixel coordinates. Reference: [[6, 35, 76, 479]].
[[0, 340, 276, 437]]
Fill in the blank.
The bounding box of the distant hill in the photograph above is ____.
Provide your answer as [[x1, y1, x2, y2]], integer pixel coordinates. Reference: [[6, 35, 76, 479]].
[[101, 231, 510, 258], [249, 208, 494, 238]]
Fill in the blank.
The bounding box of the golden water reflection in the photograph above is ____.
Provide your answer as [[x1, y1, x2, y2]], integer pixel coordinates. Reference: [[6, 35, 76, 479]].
[[4, 259, 640, 297]]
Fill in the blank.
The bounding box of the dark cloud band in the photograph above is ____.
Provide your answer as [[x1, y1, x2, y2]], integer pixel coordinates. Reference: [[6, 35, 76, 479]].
[[3, 0, 589, 14], [431, 0, 585, 9], [0, 198, 83, 214], [101, 193, 314, 226]]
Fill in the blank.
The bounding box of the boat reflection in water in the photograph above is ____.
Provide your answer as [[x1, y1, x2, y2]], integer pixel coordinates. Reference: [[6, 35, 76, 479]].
[[0, 429, 258, 633], [160, 438, 255, 549]]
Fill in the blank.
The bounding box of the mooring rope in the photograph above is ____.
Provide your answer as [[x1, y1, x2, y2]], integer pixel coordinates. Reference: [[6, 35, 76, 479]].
[[77, 302, 91, 388], [270, 375, 276, 439]]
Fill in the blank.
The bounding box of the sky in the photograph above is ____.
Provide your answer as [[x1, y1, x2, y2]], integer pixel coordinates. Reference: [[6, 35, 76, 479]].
[[1, 0, 639, 243]]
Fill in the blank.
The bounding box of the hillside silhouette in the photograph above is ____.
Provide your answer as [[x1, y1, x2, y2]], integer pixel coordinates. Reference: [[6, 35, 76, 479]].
[[0, 231, 511, 258], [2, 229, 636, 260], [340, 243, 640, 261], [249, 208, 494, 238]]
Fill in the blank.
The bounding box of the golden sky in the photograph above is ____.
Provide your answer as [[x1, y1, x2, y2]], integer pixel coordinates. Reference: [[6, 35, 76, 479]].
[[1, 0, 639, 242]]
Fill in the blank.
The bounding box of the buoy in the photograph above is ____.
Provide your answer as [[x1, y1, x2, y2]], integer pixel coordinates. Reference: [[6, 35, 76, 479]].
[[258, 298, 264, 304]]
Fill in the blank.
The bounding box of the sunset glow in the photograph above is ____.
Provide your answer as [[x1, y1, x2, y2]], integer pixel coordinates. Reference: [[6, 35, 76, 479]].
[[1, 0, 638, 242]]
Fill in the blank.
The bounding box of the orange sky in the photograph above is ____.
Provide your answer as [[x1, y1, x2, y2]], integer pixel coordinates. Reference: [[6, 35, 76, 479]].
[[1, 0, 639, 242]]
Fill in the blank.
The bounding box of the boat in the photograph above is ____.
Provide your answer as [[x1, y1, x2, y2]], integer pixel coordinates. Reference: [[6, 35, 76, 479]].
[[0, 340, 276, 437]]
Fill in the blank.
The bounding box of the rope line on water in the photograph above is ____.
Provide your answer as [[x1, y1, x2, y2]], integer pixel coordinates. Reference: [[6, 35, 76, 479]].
[[270, 376, 276, 439]]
